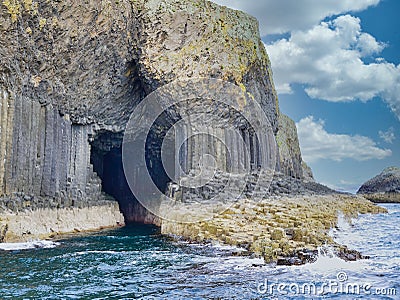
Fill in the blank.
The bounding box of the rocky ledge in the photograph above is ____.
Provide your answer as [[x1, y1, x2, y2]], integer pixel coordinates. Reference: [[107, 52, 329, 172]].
[[161, 194, 386, 265], [357, 167, 400, 203], [0, 199, 124, 243]]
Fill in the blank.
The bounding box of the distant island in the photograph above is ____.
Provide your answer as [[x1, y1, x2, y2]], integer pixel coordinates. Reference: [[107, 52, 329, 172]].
[[358, 167, 400, 203]]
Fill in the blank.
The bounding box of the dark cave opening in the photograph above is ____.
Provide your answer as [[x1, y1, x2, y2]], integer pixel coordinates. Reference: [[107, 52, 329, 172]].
[[91, 146, 126, 202], [89, 131, 172, 224]]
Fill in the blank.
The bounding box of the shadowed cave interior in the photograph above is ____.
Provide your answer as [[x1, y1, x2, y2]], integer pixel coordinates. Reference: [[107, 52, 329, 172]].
[[88, 103, 269, 224], [89, 130, 172, 223]]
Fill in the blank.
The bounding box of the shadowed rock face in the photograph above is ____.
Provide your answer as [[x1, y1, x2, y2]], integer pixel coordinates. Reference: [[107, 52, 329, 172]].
[[358, 167, 400, 194], [357, 167, 400, 203], [0, 0, 310, 222]]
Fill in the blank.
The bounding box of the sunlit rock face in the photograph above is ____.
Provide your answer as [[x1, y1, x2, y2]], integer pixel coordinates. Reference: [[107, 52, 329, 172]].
[[0, 0, 310, 223]]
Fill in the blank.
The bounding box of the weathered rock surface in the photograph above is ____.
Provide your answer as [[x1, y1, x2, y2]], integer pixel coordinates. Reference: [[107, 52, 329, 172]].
[[0, 2, 387, 268], [268, 172, 332, 196], [161, 194, 387, 264], [0, 201, 124, 242], [0, 0, 312, 229], [276, 114, 304, 179], [357, 167, 400, 203], [301, 161, 315, 183]]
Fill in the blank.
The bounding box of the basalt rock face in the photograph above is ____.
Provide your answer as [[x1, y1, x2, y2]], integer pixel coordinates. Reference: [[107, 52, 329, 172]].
[[0, 0, 145, 221], [276, 114, 306, 180], [357, 167, 400, 203], [0, 0, 310, 223]]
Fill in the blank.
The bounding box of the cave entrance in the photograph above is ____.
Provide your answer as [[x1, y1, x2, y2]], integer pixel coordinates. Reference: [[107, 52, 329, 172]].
[[89, 131, 170, 224]]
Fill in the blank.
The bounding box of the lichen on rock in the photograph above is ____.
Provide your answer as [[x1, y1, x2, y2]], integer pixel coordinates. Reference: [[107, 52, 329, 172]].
[[161, 194, 387, 264], [0, 0, 361, 253], [0, 0, 290, 226]]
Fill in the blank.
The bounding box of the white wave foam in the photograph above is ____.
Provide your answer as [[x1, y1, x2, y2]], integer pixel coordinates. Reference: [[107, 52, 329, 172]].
[[210, 241, 248, 253], [0, 240, 60, 251], [336, 213, 352, 231], [308, 247, 357, 271], [285, 246, 365, 278]]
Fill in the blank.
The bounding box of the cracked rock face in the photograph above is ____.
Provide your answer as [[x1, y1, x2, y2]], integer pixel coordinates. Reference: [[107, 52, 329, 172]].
[[276, 113, 309, 180], [0, 0, 311, 222]]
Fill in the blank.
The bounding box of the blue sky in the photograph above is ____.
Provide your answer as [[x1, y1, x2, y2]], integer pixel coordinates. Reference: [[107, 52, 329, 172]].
[[212, 0, 400, 192]]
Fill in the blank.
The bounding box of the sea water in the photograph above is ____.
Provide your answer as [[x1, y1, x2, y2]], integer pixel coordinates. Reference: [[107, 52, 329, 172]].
[[0, 204, 399, 299]]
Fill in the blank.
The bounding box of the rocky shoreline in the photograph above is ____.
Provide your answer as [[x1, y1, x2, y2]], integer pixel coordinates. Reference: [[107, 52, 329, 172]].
[[0, 200, 124, 243], [161, 194, 387, 265], [361, 192, 400, 203], [0, 192, 387, 267]]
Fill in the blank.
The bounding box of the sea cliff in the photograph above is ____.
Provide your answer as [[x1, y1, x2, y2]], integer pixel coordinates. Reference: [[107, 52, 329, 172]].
[[0, 0, 386, 265], [0, 0, 305, 231]]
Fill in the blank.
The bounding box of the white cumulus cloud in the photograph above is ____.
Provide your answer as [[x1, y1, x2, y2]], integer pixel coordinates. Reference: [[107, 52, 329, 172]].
[[379, 127, 396, 144], [296, 116, 392, 163], [265, 15, 400, 119], [211, 0, 380, 35]]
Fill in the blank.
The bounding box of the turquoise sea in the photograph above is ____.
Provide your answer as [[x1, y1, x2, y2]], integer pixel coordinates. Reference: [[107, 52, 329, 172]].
[[0, 204, 399, 299]]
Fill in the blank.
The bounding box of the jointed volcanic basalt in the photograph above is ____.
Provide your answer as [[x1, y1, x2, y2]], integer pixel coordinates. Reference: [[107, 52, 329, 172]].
[[0, 0, 307, 222], [0, 0, 385, 265]]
